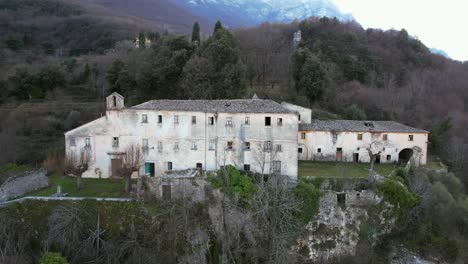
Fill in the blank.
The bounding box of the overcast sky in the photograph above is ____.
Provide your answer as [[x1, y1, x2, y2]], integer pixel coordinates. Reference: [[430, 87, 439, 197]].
[[333, 0, 468, 61]]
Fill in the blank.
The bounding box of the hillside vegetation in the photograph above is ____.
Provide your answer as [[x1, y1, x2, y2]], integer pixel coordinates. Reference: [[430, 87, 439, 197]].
[[0, 3, 468, 262]]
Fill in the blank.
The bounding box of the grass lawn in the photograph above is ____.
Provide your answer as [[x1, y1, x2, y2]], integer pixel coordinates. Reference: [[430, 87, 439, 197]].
[[298, 161, 400, 178], [423, 155, 447, 171], [27, 173, 129, 198]]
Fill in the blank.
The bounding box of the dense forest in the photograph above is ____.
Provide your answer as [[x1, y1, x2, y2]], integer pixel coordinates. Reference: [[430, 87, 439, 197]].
[[1, 0, 468, 263]]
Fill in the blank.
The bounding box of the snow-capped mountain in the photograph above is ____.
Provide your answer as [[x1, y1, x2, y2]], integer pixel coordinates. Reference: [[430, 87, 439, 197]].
[[173, 0, 353, 27]]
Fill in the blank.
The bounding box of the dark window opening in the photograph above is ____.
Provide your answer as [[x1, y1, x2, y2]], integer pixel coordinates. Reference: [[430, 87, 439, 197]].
[[208, 117, 214, 125], [387, 155, 392, 161], [227, 141, 234, 150], [298, 148, 303, 154], [383, 134, 388, 141], [167, 162, 173, 171], [265, 116, 271, 126], [358, 134, 363, 140], [337, 148, 343, 152], [112, 137, 119, 147], [317, 148, 322, 153], [244, 164, 250, 171], [244, 142, 251, 151], [113, 96, 116, 107], [298, 114, 301, 121], [158, 115, 162, 124], [192, 116, 197, 125], [409, 135, 414, 141], [277, 118, 283, 126], [337, 193, 346, 206], [196, 163, 203, 170]]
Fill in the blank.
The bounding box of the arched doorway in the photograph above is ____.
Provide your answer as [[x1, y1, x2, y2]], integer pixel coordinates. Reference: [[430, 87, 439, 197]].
[[398, 148, 413, 164]]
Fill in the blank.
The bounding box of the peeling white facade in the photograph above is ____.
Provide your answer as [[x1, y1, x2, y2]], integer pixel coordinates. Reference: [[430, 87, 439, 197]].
[[65, 96, 429, 183], [298, 130, 428, 165], [65, 93, 299, 181]]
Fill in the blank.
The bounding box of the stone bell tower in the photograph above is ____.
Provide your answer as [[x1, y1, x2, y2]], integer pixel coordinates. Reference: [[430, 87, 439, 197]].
[[106, 92, 125, 110]]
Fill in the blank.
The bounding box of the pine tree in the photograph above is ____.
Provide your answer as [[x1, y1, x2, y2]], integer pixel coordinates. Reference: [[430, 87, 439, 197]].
[[191, 22, 201, 45], [214, 21, 223, 34]]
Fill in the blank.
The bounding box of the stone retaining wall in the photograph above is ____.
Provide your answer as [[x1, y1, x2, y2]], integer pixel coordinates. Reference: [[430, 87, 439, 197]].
[[0, 170, 50, 202]]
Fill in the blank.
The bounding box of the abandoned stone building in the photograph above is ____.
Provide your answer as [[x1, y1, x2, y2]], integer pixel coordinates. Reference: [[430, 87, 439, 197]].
[[65, 93, 299, 181], [65, 93, 428, 183], [297, 120, 429, 165]]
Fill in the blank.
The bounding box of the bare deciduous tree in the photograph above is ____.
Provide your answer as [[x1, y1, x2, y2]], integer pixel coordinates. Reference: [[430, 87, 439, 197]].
[[367, 138, 384, 186], [64, 148, 91, 190], [119, 144, 141, 193]]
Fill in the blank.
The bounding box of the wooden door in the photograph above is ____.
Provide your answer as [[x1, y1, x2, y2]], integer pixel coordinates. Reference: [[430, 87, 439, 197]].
[[353, 153, 359, 163], [162, 185, 171, 200], [111, 159, 122, 177], [336, 150, 343, 162]]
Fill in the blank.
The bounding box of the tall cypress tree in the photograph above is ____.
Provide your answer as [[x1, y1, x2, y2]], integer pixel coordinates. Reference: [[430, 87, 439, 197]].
[[191, 22, 201, 45], [214, 21, 223, 34], [138, 32, 146, 49]]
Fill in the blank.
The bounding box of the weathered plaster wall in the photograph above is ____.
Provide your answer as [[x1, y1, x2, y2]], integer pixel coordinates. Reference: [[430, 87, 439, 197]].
[[281, 102, 312, 124], [298, 131, 428, 165], [65, 109, 298, 180]]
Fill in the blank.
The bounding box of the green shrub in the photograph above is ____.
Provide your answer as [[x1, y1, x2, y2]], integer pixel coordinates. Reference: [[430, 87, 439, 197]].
[[40, 252, 68, 264], [294, 180, 321, 224], [377, 179, 419, 212], [210, 166, 256, 203]]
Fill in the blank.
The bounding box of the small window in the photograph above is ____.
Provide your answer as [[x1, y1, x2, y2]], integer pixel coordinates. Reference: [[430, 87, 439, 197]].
[[301, 133, 306, 140], [245, 117, 250, 125], [70, 137, 76, 147], [142, 139, 149, 149], [244, 164, 250, 171], [317, 148, 322, 153], [174, 115, 179, 124], [85, 137, 91, 147], [244, 142, 251, 151], [209, 140, 216, 151], [196, 163, 203, 169], [272, 161, 281, 173], [226, 117, 233, 127], [167, 162, 173, 171], [383, 134, 388, 141], [264, 141, 272, 152], [157, 141, 163, 153], [158, 115, 162, 124], [275, 144, 282, 152], [227, 141, 234, 150], [191, 141, 197, 150], [142, 114, 148, 123], [113, 96, 117, 107], [192, 116, 197, 125], [208, 117, 214, 125], [298, 114, 301, 121], [298, 148, 303, 154], [386, 155, 391, 161], [357, 147, 360, 151], [174, 142, 179, 152], [409, 135, 414, 141], [337, 147, 343, 152], [112, 137, 119, 147], [277, 118, 283, 126], [357, 134, 363, 140], [265, 116, 271, 126]]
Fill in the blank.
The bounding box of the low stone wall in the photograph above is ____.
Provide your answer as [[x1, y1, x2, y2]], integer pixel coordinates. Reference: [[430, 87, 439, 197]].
[[0, 170, 50, 202]]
